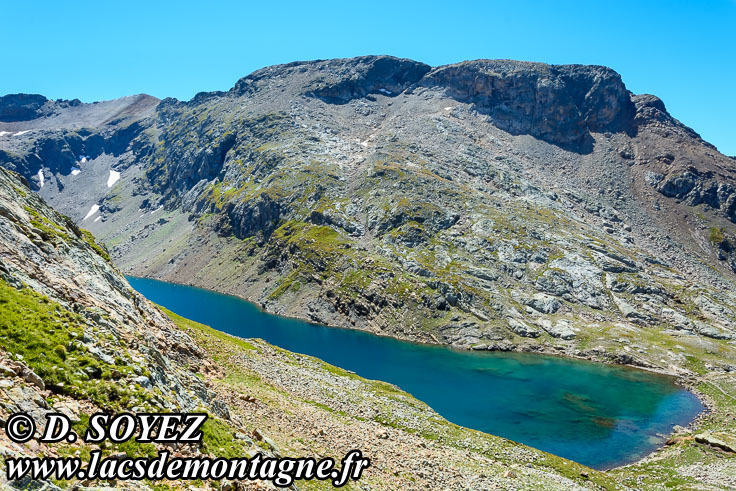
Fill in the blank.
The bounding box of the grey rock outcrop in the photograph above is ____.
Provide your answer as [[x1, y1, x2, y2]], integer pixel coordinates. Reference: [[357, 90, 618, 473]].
[[525, 293, 561, 314]]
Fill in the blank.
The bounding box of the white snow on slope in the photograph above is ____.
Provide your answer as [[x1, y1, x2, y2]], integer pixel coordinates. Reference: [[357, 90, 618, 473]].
[[93, 216, 102, 223], [37, 169, 45, 188], [15, 130, 31, 136], [0, 131, 11, 137], [83, 204, 100, 221], [107, 170, 120, 188], [71, 167, 81, 176]]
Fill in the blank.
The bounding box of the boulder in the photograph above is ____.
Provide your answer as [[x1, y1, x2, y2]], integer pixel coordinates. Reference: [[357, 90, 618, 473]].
[[507, 318, 540, 338], [133, 375, 152, 388], [695, 322, 733, 340], [548, 322, 576, 340], [0, 362, 18, 377], [695, 432, 736, 453], [525, 293, 561, 314], [21, 368, 45, 390]]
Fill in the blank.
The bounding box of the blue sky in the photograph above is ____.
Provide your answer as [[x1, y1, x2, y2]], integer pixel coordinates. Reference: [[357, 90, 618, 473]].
[[2, 1, 734, 155]]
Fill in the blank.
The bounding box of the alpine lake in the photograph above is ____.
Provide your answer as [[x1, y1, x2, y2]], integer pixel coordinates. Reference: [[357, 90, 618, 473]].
[[129, 277, 703, 469]]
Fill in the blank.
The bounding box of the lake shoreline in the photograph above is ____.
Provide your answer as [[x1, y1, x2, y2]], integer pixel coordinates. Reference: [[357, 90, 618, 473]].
[[127, 274, 712, 471], [125, 275, 700, 377]]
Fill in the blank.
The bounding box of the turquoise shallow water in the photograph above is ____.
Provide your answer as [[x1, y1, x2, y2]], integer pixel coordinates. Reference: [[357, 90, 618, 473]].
[[128, 277, 703, 469]]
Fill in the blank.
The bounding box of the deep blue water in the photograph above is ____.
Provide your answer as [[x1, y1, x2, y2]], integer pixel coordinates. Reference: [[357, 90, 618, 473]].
[[128, 277, 703, 469]]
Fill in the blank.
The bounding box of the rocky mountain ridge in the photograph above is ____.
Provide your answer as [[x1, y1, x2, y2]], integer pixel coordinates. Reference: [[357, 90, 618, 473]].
[[1, 56, 735, 370]]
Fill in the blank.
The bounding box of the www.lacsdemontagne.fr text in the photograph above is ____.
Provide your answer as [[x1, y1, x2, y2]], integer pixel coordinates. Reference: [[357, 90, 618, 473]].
[[6, 449, 370, 487], [3, 412, 370, 487]]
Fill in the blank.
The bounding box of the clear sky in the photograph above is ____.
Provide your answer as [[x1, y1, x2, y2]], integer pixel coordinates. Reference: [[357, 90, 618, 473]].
[[2, 1, 734, 155]]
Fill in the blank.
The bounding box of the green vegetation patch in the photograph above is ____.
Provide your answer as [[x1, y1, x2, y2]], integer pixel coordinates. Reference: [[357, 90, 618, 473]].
[[80, 228, 111, 262], [271, 220, 353, 267], [160, 306, 256, 354], [0, 279, 148, 410], [200, 416, 250, 459], [709, 227, 726, 244], [24, 205, 70, 244]]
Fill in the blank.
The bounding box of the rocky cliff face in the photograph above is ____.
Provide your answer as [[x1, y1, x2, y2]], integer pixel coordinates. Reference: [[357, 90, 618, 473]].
[[0, 165, 229, 488], [420, 60, 636, 148], [0, 94, 73, 122]]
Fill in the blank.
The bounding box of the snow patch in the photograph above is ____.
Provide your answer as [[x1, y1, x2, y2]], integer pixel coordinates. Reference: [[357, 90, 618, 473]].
[[151, 205, 163, 214], [71, 167, 81, 176], [15, 130, 31, 136], [107, 170, 121, 188], [80, 156, 87, 163], [378, 88, 392, 95], [0, 131, 11, 137], [37, 169, 45, 188], [83, 204, 100, 221], [444, 106, 453, 111], [93, 216, 102, 223]]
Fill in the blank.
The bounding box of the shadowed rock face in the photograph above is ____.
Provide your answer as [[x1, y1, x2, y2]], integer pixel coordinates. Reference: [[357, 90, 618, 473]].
[[0, 94, 55, 122], [421, 61, 636, 149], [224, 193, 283, 242], [230, 55, 432, 101], [0, 94, 91, 123], [304, 56, 432, 103]]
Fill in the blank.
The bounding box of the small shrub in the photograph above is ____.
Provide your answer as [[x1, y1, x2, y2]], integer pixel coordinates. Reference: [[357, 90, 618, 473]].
[[53, 344, 67, 360], [709, 227, 725, 244]]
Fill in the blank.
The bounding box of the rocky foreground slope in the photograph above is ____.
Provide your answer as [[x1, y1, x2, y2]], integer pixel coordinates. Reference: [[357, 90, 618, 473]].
[[1, 56, 736, 487]]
